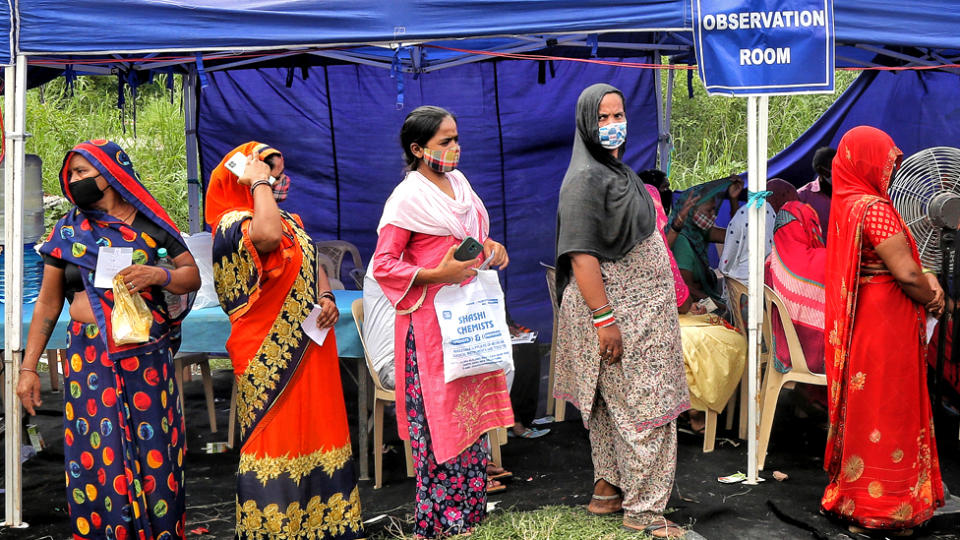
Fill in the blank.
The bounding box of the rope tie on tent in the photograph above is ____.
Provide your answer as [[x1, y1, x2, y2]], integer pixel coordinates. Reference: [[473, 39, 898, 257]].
[[64, 64, 77, 96], [746, 190, 772, 208], [194, 53, 209, 89], [587, 34, 599, 57], [391, 48, 406, 109]]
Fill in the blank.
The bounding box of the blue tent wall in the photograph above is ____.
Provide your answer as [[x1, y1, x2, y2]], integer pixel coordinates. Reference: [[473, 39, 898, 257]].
[[197, 60, 658, 333], [767, 70, 960, 187]]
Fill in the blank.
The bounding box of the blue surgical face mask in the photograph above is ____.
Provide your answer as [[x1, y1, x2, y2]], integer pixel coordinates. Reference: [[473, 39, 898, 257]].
[[598, 121, 627, 150]]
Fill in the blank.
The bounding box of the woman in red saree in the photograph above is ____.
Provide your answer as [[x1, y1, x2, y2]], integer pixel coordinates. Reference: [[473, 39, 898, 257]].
[[206, 142, 362, 539], [822, 126, 944, 534]]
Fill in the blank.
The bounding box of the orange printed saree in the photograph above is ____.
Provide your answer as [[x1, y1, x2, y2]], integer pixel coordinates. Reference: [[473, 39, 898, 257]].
[[207, 142, 362, 539]]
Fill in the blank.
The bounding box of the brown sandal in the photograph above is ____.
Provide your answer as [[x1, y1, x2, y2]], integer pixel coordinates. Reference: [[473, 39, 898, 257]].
[[586, 493, 622, 515]]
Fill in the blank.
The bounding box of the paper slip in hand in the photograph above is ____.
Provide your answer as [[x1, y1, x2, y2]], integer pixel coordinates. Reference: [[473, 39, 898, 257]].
[[301, 304, 331, 346], [94, 247, 133, 288], [926, 313, 939, 344]]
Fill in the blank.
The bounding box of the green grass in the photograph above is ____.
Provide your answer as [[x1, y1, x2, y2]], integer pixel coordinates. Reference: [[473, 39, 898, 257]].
[[370, 505, 663, 539]]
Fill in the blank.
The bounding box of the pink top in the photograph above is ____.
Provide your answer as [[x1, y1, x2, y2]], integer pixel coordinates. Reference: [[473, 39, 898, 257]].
[[373, 223, 514, 464], [646, 185, 690, 308]]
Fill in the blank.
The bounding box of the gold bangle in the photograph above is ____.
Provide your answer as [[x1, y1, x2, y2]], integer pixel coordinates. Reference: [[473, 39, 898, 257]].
[[922, 268, 936, 275]]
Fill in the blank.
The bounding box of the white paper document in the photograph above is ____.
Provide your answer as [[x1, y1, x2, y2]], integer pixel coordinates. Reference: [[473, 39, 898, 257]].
[[301, 304, 331, 345], [926, 314, 939, 344], [94, 247, 133, 288]]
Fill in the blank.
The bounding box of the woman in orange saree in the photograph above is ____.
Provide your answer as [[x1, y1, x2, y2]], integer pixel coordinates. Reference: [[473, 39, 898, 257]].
[[822, 126, 944, 534], [206, 142, 363, 539]]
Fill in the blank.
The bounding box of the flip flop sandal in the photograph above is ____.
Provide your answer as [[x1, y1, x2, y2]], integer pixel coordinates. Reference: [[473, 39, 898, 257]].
[[486, 481, 507, 494], [489, 470, 513, 481], [586, 493, 622, 515], [508, 427, 551, 439]]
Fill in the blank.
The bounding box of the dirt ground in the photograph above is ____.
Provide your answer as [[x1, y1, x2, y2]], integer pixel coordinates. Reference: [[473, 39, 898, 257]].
[[4, 353, 960, 540]]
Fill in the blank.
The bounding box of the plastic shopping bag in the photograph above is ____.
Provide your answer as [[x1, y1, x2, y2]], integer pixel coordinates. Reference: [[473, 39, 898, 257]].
[[182, 232, 219, 309], [111, 274, 152, 344], [434, 269, 514, 383]]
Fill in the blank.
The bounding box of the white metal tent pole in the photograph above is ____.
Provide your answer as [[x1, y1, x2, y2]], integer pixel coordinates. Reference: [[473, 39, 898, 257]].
[[744, 95, 769, 486], [3, 54, 28, 528], [184, 68, 202, 233]]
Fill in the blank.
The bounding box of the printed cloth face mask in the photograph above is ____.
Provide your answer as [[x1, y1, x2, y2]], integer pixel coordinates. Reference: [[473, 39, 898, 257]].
[[598, 122, 627, 149]]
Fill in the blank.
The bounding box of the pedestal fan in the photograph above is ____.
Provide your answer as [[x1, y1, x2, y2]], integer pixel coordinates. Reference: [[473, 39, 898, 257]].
[[889, 146, 960, 436]]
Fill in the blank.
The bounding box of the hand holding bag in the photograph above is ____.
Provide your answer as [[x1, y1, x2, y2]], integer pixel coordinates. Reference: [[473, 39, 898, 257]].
[[111, 274, 152, 344], [434, 269, 514, 383]]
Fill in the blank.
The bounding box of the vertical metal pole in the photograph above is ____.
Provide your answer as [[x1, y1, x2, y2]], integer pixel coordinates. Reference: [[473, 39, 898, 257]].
[[653, 52, 666, 170], [662, 69, 675, 174], [184, 68, 202, 233], [3, 54, 28, 527], [744, 95, 769, 484], [744, 96, 759, 485]]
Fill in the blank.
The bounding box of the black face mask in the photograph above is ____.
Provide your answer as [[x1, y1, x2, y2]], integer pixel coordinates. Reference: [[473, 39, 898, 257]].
[[68, 175, 107, 208], [819, 176, 832, 197], [659, 189, 674, 214]]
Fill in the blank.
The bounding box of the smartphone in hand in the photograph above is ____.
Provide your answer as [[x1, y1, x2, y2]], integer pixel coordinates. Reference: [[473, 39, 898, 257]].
[[454, 237, 483, 261], [225, 152, 247, 178]]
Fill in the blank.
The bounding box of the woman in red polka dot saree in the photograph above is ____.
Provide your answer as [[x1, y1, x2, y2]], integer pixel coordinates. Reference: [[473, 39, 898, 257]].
[[20, 140, 200, 539]]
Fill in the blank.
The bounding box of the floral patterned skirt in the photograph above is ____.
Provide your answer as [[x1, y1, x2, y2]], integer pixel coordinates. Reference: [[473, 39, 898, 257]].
[[405, 325, 488, 538]]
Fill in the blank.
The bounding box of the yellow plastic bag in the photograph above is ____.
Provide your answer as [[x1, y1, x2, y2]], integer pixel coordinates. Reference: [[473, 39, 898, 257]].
[[111, 274, 152, 345]]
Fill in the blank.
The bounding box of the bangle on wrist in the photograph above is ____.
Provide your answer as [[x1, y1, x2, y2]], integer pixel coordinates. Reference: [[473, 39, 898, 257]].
[[250, 179, 272, 194], [590, 303, 611, 314], [593, 310, 615, 328], [160, 267, 172, 287], [19, 367, 38, 375], [319, 290, 336, 303]]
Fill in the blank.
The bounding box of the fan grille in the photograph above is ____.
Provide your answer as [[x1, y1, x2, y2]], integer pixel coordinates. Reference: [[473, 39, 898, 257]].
[[889, 146, 960, 270]]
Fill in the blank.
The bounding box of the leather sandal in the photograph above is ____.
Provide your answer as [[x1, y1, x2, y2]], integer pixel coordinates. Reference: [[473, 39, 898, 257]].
[[586, 493, 622, 515]]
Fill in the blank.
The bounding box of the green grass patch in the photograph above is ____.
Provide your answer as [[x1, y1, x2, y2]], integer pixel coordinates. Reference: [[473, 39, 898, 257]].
[[22, 75, 188, 231], [666, 69, 859, 189], [371, 505, 663, 539]]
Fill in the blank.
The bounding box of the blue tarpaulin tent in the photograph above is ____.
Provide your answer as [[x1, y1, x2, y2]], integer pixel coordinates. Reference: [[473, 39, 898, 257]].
[[196, 60, 659, 331]]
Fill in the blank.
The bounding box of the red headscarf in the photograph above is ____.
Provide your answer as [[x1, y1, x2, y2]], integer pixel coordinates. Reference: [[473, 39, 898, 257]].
[[204, 141, 281, 230]]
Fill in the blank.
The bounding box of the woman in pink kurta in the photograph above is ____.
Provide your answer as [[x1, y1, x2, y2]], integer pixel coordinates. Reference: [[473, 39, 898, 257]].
[[373, 106, 514, 538]]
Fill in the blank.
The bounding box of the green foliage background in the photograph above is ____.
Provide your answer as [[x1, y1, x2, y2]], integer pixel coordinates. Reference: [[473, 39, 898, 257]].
[[19, 69, 859, 231]]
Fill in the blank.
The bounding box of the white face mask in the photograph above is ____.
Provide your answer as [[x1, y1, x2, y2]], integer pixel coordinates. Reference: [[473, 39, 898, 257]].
[[598, 121, 627, 149]]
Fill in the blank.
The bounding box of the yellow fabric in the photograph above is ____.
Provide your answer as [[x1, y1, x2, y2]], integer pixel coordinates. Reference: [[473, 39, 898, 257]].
[[679, 313, 746, 412]]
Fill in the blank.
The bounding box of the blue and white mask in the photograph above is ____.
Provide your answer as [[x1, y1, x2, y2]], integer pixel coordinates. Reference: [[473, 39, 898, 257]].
[[598, 121, 627, 149]]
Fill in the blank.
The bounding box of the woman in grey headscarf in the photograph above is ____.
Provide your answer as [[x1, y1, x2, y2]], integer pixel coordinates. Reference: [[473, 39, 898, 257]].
[[553, 83, 689, 537]]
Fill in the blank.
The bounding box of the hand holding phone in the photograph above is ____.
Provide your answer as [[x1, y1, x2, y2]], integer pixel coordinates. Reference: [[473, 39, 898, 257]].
[[225, 152, 247, 178], [226, 152, 274, 187], [453, 237, 483, 262]]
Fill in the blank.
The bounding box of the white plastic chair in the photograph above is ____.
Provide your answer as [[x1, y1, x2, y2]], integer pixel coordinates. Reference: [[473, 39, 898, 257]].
[[351, 299, 414, 488], [757, 285, 827, 470], [541, 263, 567, 421]]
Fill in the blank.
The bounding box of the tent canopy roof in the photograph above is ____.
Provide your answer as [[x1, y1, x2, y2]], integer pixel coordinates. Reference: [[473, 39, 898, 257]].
[[4, 1, 960, 71]]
